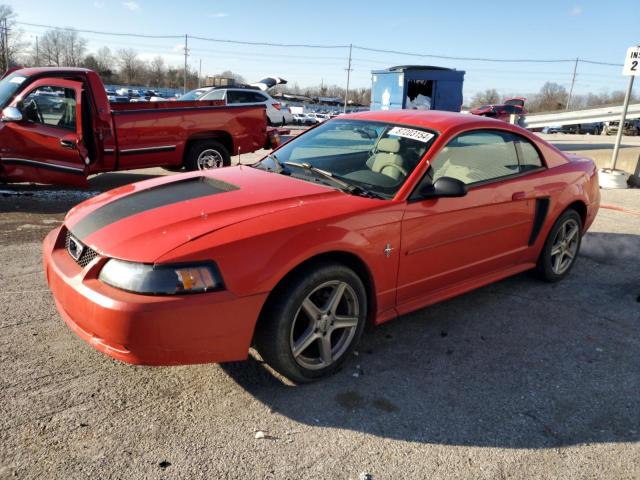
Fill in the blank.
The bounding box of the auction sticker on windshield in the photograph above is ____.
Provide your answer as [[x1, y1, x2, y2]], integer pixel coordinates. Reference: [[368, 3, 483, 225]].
[[9, 76, 26, 84], [388, 126, 434, 143]]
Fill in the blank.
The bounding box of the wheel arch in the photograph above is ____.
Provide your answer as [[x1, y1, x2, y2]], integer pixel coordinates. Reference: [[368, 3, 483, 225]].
[[565, 200, 587, 230], [253, 250, 378, 343]]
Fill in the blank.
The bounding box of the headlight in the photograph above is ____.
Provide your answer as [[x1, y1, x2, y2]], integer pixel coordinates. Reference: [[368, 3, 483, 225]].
[[99, 259, 223, 295]]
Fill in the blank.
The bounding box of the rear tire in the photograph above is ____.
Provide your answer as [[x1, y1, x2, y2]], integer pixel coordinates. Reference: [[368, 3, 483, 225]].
[[255, 262, 367, 383], [535, 209, 582, 283], [184, 140, 230, 171]]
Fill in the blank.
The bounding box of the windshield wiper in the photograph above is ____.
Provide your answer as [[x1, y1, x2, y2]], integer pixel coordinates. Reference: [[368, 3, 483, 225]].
[[284, 162, 383, 199], [253, 153, 288, 174]]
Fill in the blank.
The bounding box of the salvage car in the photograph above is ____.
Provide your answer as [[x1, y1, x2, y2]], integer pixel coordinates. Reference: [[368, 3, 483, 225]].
[[43, 111, 600, 382], [0, 67, 270, 186]]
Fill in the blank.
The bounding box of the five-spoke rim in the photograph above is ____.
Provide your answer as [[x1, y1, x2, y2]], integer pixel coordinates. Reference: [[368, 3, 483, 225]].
[[550, 218, 580, 275], [197, 149, 224, 170], [289, 280, 359, 370]]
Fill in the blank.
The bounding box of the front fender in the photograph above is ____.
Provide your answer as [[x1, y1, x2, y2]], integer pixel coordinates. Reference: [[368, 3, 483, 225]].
[[156, 205, 404, 319]]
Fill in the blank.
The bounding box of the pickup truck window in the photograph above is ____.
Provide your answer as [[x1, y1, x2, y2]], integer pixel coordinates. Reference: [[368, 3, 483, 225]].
[[20, 86, 77, 132], [0, 72, 27, 108]]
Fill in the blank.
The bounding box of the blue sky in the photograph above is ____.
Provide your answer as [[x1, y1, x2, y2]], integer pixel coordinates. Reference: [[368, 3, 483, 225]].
[[5, 0, 637, 100]]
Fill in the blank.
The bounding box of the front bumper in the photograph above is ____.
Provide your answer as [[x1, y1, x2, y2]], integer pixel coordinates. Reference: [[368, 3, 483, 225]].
[[42, 227, 268, 366]]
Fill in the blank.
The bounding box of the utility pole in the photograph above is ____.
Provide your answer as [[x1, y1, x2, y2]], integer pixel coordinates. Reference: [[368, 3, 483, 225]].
[[2, 18, 9, 72], [566, 57, 579, 110], [183, 34, 189, 94], [35, 35, 39, 66], [198, 59, 202, 88], [343, 44, 352, 114]]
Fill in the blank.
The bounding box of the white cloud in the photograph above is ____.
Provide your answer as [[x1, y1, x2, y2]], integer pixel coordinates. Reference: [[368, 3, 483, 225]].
[[210, 12, 228, 18], [94, 1, 105, 8], [122, 1, 141, 11], [569, 5, 582, 16]]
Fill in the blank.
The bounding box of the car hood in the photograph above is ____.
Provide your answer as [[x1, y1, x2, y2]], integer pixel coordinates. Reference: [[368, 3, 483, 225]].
[[65, 166, 345, 262]]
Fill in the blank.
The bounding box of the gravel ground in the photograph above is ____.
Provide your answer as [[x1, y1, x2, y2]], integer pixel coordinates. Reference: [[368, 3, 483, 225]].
[[0, 168, 638, 479]]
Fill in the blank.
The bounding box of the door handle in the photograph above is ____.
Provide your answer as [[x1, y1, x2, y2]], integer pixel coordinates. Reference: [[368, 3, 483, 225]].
[[60, 139, 77, 150]]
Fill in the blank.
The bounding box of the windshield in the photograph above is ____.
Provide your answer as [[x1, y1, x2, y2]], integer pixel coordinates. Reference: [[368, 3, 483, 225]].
[[0, 72, 28, 108], [257, 119, 436, 198], [177, 88, 210, 101]]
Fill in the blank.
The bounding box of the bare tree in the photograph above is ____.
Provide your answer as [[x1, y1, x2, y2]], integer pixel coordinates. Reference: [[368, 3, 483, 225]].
[[117, 48, 142, 84], [149, 56, 165, 87], [39, 29, 65, 66], [530, 82, 568, 112], [62, 29, 87, 67], [470, 88, 501, 107], [0, 5, 27, 69]]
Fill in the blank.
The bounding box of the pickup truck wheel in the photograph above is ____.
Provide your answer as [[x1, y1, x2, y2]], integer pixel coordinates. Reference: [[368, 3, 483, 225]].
[[185, 141, 230, 171], [255, 262, 367, 383]]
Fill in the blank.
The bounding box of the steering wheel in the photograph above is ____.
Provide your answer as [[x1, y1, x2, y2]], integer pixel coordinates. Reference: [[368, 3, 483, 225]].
[[380, 163, 408, 178], [24, 99, 44, 124]]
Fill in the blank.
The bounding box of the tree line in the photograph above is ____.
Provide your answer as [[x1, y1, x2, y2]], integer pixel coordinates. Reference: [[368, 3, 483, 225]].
[[470, 83, 639, 113]]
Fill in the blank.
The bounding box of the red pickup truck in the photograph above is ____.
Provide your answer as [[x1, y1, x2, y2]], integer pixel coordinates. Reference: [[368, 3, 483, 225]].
[[0, 67, 269, 187]]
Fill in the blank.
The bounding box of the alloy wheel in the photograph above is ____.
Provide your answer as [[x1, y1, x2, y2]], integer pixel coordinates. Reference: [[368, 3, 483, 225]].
[[289, 280, 359, 370], [550, 218, 580, 275], [196, 149, 224, 170]]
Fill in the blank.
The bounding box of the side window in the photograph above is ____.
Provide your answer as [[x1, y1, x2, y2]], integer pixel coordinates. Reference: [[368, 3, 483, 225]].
[[20, 86, 77, 131], [429, 131, 520, 185], [516, 138, 544, 171], [202, 89, 225, 101], [226, 91, 243, 104], [251, 92, 268, 103]]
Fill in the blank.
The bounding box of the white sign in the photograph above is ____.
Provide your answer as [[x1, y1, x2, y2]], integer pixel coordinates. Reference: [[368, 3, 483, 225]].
[[622, 46, 640, 76], [388, 126, 434, 143]]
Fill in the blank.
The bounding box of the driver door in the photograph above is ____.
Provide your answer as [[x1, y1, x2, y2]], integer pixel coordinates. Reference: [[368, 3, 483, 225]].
[[0, 78, 88, 187]]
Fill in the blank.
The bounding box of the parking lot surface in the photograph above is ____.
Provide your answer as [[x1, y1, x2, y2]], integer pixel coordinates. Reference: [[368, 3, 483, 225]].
[[1, 162, 639, 479]]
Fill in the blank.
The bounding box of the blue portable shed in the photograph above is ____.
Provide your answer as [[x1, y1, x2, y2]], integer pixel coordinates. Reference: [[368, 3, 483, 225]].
[[371, 65, 465, 112]]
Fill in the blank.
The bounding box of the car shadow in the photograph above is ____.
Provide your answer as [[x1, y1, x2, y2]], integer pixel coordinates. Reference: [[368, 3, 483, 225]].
[[221, 231, 640, 448]]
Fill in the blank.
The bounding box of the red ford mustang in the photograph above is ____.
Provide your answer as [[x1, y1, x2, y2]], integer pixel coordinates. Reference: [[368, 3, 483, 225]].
[[43, 110, 600, 382]]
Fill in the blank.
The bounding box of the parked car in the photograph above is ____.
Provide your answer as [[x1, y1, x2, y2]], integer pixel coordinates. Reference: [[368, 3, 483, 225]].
[[43, 110, 600, 382], [470, 103, 526, 122], [179, 86, 289, 126], [602, 119, 640, 136], [292, 113, 318, 126], [543, 123, 603, 135], [0, 67, 270, 187]]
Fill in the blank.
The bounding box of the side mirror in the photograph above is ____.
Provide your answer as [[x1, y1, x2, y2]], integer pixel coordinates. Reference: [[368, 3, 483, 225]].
[[1, 106, 23, 123], [420, 176, 467, 199]]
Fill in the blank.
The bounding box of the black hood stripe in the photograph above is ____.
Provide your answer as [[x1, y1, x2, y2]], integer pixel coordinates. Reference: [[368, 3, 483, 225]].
[[71, 176, 238, 240]]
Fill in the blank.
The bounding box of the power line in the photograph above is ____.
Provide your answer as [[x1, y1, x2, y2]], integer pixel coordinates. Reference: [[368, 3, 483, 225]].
[[17, 21, 183, 39], [16, 20, 624, 66], [190, 35, 349, 49]]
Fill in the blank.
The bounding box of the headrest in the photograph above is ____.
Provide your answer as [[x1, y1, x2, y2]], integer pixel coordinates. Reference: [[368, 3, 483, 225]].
[[377, 138, 400, 153]]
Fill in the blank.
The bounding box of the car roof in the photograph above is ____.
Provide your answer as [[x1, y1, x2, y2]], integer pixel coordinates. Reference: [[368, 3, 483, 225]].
[[341, 110, 514, 133]]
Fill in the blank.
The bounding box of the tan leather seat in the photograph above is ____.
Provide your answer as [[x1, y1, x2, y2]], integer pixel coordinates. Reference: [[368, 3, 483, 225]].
[[367, 138, 407, 180], [433, 144, 515, 184]]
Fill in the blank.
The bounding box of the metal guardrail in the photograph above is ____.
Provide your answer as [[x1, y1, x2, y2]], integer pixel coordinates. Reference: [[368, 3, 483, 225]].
[[521, 103, 640, 129]]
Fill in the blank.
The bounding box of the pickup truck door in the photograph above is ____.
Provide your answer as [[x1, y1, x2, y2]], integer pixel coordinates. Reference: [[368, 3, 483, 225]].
[[0, 78, 88, 187]]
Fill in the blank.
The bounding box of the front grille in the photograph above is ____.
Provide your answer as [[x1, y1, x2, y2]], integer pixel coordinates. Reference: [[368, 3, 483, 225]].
[[65, 230, 99, 268]]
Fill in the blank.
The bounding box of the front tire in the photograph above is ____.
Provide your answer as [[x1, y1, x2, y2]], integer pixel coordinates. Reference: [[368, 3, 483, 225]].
[[535, 209, 582, 282], [255, 262, 367, 383], [184, 140, 230, 171]]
